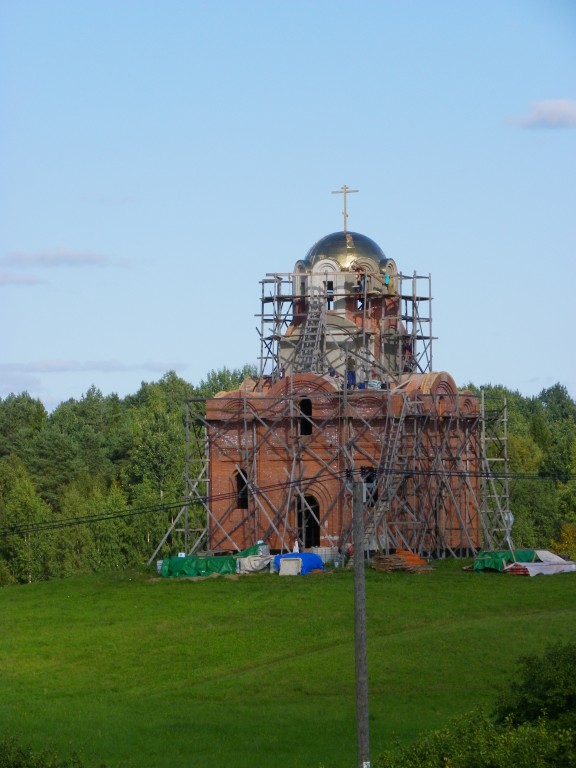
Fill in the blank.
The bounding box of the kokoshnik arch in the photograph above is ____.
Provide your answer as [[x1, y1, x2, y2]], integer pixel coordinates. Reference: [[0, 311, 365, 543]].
[[153, 195, 513, 560]]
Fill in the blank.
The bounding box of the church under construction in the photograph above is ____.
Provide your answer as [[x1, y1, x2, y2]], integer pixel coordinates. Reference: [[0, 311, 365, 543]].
[[155, 191, 512, 561]]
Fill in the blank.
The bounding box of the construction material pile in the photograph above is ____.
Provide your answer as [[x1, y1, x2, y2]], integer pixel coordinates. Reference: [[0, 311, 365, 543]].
[[372, 550, 433, 574], [473, 549, 576, 576]]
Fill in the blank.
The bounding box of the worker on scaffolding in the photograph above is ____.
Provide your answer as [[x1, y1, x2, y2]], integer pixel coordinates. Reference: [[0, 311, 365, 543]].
[[347, 356, 357, 389], [353, 266, 366, 309], [403, 336, 415, 373]]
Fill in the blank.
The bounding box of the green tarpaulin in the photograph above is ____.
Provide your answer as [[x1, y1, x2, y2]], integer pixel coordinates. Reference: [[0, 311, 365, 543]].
[[161, 543, 262, 578], [473, 549, 538, 572], [161, 555, 237, 577]]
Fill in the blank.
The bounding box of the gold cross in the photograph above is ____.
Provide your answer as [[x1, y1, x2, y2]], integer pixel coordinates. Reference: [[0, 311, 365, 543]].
[[331, 185, 359, 232]]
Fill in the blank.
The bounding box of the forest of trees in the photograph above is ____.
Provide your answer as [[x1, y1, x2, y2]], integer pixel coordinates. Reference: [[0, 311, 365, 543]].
[[1, 371, 575, 584], [0, 367, 254, 584]]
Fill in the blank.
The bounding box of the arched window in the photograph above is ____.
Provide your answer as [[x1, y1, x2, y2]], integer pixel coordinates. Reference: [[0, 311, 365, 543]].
[[234, 469, 249, 509], [325, 279, 334, 309], [299, 398, 313, 436], [360, 466, 378, 507]]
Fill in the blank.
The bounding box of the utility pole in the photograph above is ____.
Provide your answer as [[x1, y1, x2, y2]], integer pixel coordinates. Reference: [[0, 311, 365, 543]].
[[353, 478, 370, 768]]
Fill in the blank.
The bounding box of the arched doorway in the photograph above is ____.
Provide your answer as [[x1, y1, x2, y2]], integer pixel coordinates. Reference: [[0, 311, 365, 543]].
[[296, 494, 320, 548]]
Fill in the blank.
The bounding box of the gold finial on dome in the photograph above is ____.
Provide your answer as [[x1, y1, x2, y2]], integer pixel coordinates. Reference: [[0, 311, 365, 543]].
[[331, 185, 358, 232]]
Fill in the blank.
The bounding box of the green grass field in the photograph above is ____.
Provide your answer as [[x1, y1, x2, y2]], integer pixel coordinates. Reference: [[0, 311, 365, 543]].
[[1, 561, 575, 768]]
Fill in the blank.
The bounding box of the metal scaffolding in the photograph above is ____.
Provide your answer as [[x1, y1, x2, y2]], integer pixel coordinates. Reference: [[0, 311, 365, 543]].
[[148, 387, 512, 564], [149, 265, 512, 563], [257, 269, 434, 385]]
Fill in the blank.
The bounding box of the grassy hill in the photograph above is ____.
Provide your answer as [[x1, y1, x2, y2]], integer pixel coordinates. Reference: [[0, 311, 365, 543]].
[[1, 561, 575, 768]]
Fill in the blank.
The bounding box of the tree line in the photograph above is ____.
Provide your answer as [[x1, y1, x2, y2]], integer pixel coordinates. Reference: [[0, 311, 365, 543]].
[[0, 367, 254, 584], [466, 382, 576, 554], [1, 373, 575, 584]]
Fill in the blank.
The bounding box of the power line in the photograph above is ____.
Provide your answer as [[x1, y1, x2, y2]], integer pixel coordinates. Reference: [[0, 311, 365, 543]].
[[1, 500, 184, 536], [1, 465, 571, 538]]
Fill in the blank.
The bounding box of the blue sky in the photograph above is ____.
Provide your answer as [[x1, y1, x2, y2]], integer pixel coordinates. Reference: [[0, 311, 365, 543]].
[[1, 0, 575, 410]]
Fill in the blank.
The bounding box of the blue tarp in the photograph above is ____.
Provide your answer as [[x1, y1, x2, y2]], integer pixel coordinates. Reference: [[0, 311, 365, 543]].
[[274, 552, 324, 574]]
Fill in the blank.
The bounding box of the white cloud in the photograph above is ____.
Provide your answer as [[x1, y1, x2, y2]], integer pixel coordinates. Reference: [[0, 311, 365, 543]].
[[0, 360, 187, 374], [0, 373, 42, 399], [0, 272, 44, 286], [1, 249, 110, 268], [514, 99, 576, 129]]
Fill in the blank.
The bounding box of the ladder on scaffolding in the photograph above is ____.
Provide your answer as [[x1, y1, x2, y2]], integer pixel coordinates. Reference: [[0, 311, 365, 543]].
[[295, 289, 325, 373], [366, 396, 411, 552], [338, 396, 410, 553], [480, 391, 514, 550]]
